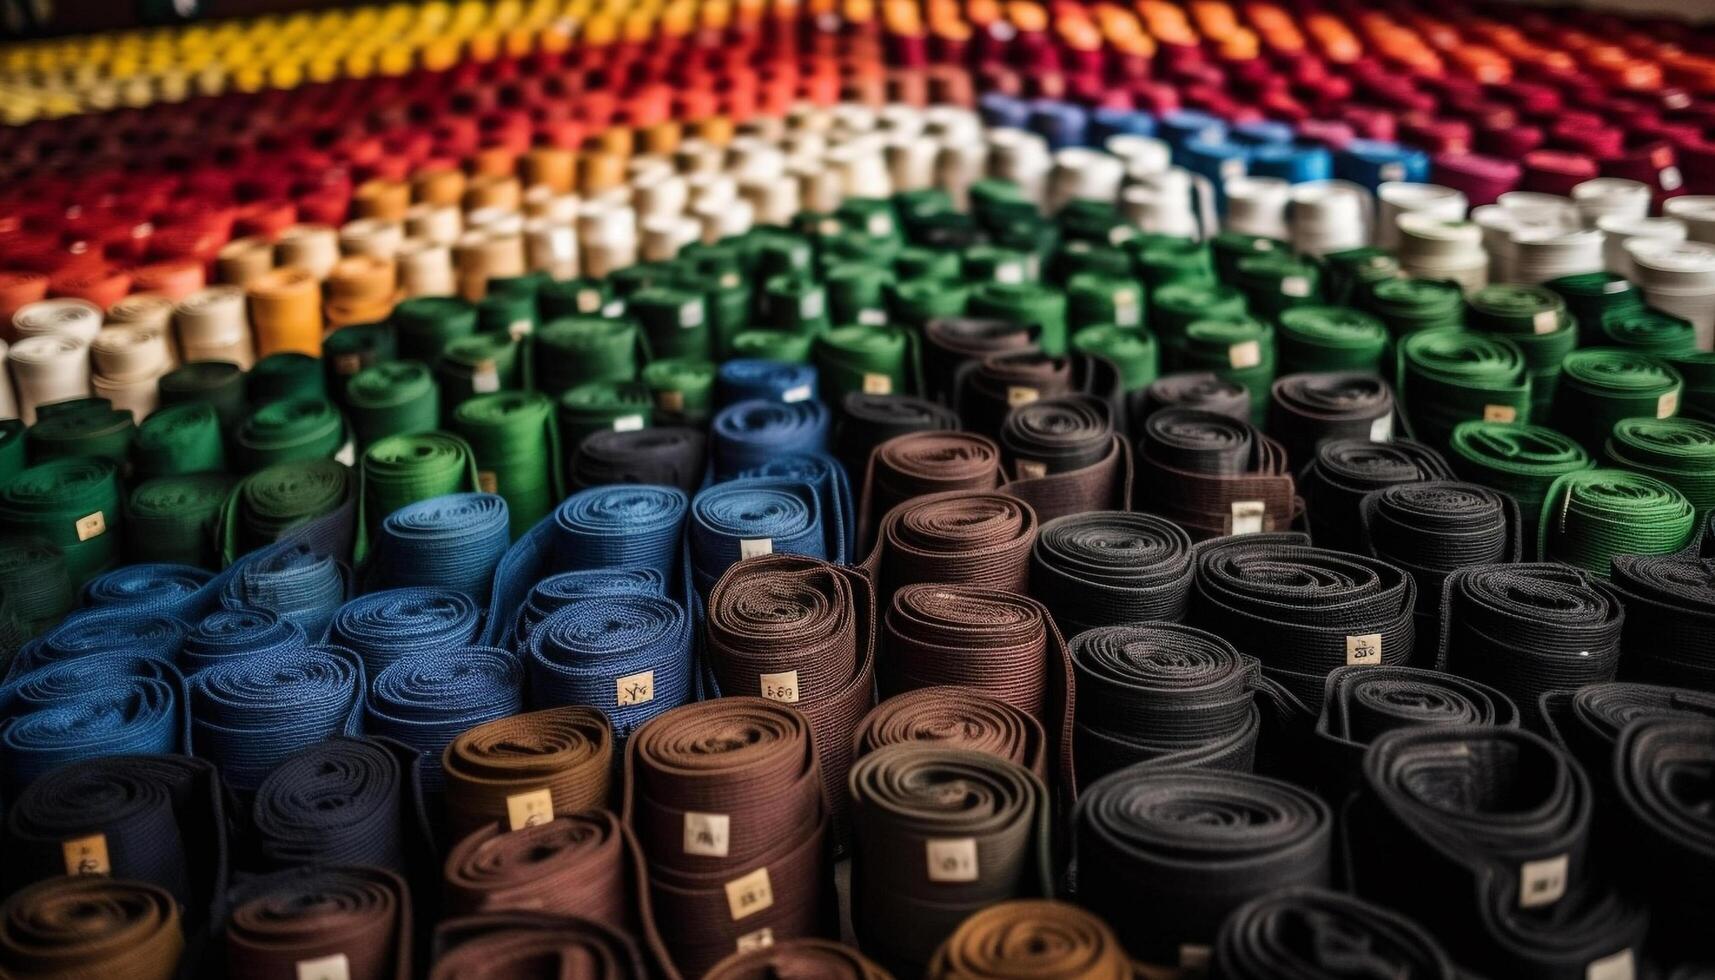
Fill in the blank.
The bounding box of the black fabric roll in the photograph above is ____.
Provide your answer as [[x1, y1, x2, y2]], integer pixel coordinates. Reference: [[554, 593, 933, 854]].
[[1298, 438, 1453, 552], [1030, 512, 1194, 636], [1141, 408, 1253, 476], [1069, 624, 1258, 786], [1609, 554, 1715, 692], [998, 395, 1113, 480], [922, 317, 1036, 404], [959, 350, 1076, 439], [1134, 409, 1299, 538], [1349, 726, 1647, 978], [1212, 887, 1458, 980], [1266, 372, 1397, 471], [569, 427, 707, 496], [834, 393, 960, 481], [1190, 534, 1417, 711], [1074, 767, 1332, 966], [1142, 372, 1250, 425], [250, 736, 413, 874], [1540, 681, 1715, 800], [1441, 564, 1626, 730], [1610, 716, 1715, 963]]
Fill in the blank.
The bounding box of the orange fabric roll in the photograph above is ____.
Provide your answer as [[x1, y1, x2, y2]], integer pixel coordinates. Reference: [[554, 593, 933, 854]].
[[520, 148, 578, 194], [354, 179, 412, 221], [247, 267, 323, 356], [412, 168, 468, 207]]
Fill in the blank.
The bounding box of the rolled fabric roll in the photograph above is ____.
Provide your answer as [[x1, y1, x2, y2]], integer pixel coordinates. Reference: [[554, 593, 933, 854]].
[[869, 491, 1038, 600], [711, 399, 831, 477], [1191, 535, 1416, 709], [221, 866, 411, 980], [391, 296, 477, 365], [247, 352, 326, 405], [715, 359, 818, 408], [453, 391, 563, 537], [1539, 468, 1696, 574], [642, 358, 717, 428], [860, 432, 1004, 547], [1361, 277, 1463, 338], [361, 432, 480, 533], [248, 268, 323, 357], [127, 473, 233, 569], [959, 350, 1075, 439], [252, 736, 409, 873], [1600, 308, 1699, 356], [730, 329, 814, 363], [1446, 421, 1594, 530], [513, 570, 667, 646], [0, 457, 123, 588], [221, 458, 352, 560], [1275, 306, 1388, 376], [1466, 285, 1579, 418], [324, 323, 399, 403], [569, 427, 706, 497], [1266, 372, 1395, 467], [998, 395, 1112, 480], [735, 452, 855, 562], [1540, 682, 1715, 800], [347, 361, 441, 449], [233, 397, 347, 471], [8, 334, 91, 425], [1070, 325, 1159, 393], [813, 325, 918, 406], [326, 586, 479, 677], [430, 911, 649, 979], [528, 594, 693, 740], [221, 544, 346, 638], [1, 675, 180, 793], [1397, 328, 1532, 446], [444, 811, 628, 925], [1610, 717, 1715, 961], [133, 402, 224, 479], [89, 324, 174, 419], [1074, 767, 1332, 965], [369, 493, 510, 602], [551, 485, 687, 578], [0, 536, 71, 635], [625, 698, 829, 977], [1349, 726, 1646, 976], [368, 646, 522, 792], [1212, 887, 1457, 980], [83, 564, 212, 617], [189, 644, 364, 792], [707, 938, 892, 979], [1172, 317, 1277, 426], [155, 361, 246, 428], [1609, 554, 1715, 690], [882, 583, 1049, 720], [178, 607, 307, 675], [174, 288, 255, 367], [829, 396, 956, 487], [557, 382, 653, 450], [854, 687, 1046, 781], [443, 706, 614, 841], [0, 877, 183, 980], [25, 398, 134, 466], [12, 297, 102, 344], [1605, 416, 1715, 520], [534, 317, 641, 396], [1071, 623, 1259, 785], [690, 479, 827, 591], [926, 900, 1130, 980], [0, 418, 22, 480], [1551, 348, 1683, 454], [437, 334, 523, 413], [920, 317, 1035, 404], [1141, 372, 1250, 424], [1031, 512, 1194, 635], [22, 605, 185, 669], [1135, 409, 1298, 538]]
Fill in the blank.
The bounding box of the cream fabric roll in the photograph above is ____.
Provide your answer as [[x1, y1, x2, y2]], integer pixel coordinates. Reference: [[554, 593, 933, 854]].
[[9, 334, 91, 423], [12, 298, 103, 344], [174, 286, 256, 367]]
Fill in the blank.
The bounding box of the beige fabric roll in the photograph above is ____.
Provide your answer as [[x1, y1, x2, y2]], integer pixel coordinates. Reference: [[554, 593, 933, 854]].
[[275, 224, 341, 279], [216, 235, 276, 287], [405, 203, 463, 246], [339, 219, 406, 260], [173, 286, 255, 367], [397, 240, 457, 298], [8, 334, 91, 423], [12, 298, 103, 344], [453, 229, 527, 301], [104, 293, 176, 332]]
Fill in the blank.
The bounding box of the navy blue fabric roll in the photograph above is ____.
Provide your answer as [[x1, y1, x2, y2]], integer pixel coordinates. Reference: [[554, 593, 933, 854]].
[[512, 568, 667, 647], [189, 644, 366, 792], [178, 607, 307, 676], [82, 564, 214, 618], [690, 478, 827, 593], [368, 492, 510, 603], [19, 606, 187, 671], [252, 736, 407, 873], [327, 587, 481, 677], [716, 359, 819, 408], [550, 484, 687, 578], [527, 594, 692, 739], [736, 451, 855, 561], [1, 676, 180, 794], [221, 544, 348, 639], [366, 645, 523, 792], [711, 399, 831, 477]]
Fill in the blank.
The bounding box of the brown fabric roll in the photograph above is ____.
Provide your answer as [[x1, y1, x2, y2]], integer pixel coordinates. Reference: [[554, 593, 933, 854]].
[[1134, 410, 1300, 539], [704, 938, 894, 979], [882, 585, 1048, 718], [922, 318, 1036, 403], [705, 555, 877, 847], [866, 490, 1038, 601], [958, 350, 1076, 438], [847, 745, 1050, 974], [431, 911, 649, 979], [926, 900, 1131, 980], [859, 431, 1004, 549], [854, 686, 1048, 783], [0, 877, 183, 980], [624, 698, 832, 977], [442, 706, 614, 842], [1000, 435, 1134, 525], [444, 812, 628, 927], [223, 866, 410, 980]]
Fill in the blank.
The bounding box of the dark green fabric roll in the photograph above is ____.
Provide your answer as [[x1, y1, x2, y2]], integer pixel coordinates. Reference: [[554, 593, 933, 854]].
[[1397, 328, 1532, 446], [391, 295, 478, 364], [1446, 421, 1594, 530], [534, 316, 641, 395], [1232, 253, 1322, 318], [1175, 317, 1277, 425], [1671, 351, 1715, 424], [629, 286, 711, 361], [26, 399, 134, 467], [0, 419, 23, 482], [233, 396, 348, 472], [641, 358, 716, 428], [967, 282, 1068, 357], [1131, 236, 1215, 288], [1362, 278, 1464, 339], [1598, 308, 1698, 357], [246, 352, 326, 405], [670, 265, 751, 362], [133, 402, 225, 479], [476, 288, 539, 339], [1210, 232, 1286, 283], [345, 361, 440, 449], [436, 332, 524, 413], [156, 361, 247, 429], [360, 431, 480, 544], [1047, 239, 1131, 283], [730, 329, 814, 363], [761, 274, 830, 334], [1539, 468, 1696, 574], [538, 277, 612, 321], [885, 276, 970, 328], [1321, 248, 1401, 306], [813, 325, 918, 406], [128, 472, 235, 568], [1604, 416, 1715, 521], [0, 536, 73, 636], [1071, 325, 1160, 391], [556, 382, 653, 451], [1550, 348, 1683, 454], [894, 246, 961, 282], [0, 457, 124, 587], [221, 460, 351, 562], [1544, 272, 1645, 345], [1277, 306, 1388, 375], [1465, 285, 1578, 418], [322, 323, 397, 405], [451, 391, 561, 539], [1065, 273, 1145, 330], [1150, 282, 1247, 345], [825, 262, 894, 327]]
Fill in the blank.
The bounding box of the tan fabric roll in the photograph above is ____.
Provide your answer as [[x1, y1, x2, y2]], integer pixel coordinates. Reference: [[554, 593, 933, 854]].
[[174, 286, 255, 367], [926, 901, 1131, 980], [462, 175, 523, 214], [247, 268, 323, 357], [521, 148, 577, 194], [397, 240, 457, 298], [406, 204, 464, 247], [443, 705, 614, 841], [412, 167, 467, 207], [340, 219, 406, 260], [354, 179, 411, 221], [104, 293, 175, 332], [274, 224, 341, 279], [0, 877, 184, 980], [454, 230, 527, 301]]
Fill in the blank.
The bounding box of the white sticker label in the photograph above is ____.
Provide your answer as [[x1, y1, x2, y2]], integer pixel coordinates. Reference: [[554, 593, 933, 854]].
[[1482, 404, 1517, 423], [679, 304, 705, 328], [1660, 167, 1683, 192], [505, 788, 555, 830], [1231, 500, 1265, 535], [1380, 163, 1406, 183], [1658, 390, 1679, 418], [296, 954, 351, 980], [725, 867, 774, 920], [1229, 340, 1261, 369], [1220, 159, 1245, 182], [616, 670, 655, 706], [800, 292, 824, 319], [868, 214, 894, 237], [1281, 276, 1311, 298], [1370, 414, 1393, 442], [995, 262, 1025, 284], [739, 538, 773, 560], [603, 300, 627, 318], [578, 290, 604, 313], [862, 373, 893, 395], [1520, 854, 1569, 908], [760, 670, 799, 703], [1587, 949, 1635, 980], [925, 838, 979, 882], [736, 928, 774, 952], [858, 308, 888, 326], [781, 384, 812, 403], [1346, 633, 1382, 666], [613, 414, 645, 432], [62, 834, 110, 875], [509, 318, 533, 340], [75, 512, 106, 542], [1016, 460, 1048, 479], [336, 441, 356, 466], [1006, 386, 1039, 407], [1114, 291, 1140, 326], [683, 812, 731, 857], [1533, 310, 1559, 335], [472, 363, 501, 393]]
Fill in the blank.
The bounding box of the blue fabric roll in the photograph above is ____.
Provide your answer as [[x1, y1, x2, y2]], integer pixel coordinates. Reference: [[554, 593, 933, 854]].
[[366, 645, 522, 792], [82, 564, 214, 618], [221, 544, 348, 639], [21, 607, 187, 671], [2, 654, 184, 724], [1, 677, 179, 794], [327, 587, 481, 677], [1090, 108, 1156, 145], [178, 607, 307, 675], [1248, 143, 1334, 184], [368, 492, 510, 603], [188, 644, 365, 792], [691, 478, 827, 592], [527, 594, 692, 739], [978, 92, 1030, 129], [736, 451, 854, 561], [1159, 110, 1228, 152], [1231, 119, 1296, 146], [513, 568, 667, 647], [716, 359, 819, 408], [1027, 99, 1088, 150], [711, 399, 830, 477], [1335, 140, 1431, 189], [251, 735, 406, 872], [550, 484, 687, 577], [1182, 138, 1250, 209]]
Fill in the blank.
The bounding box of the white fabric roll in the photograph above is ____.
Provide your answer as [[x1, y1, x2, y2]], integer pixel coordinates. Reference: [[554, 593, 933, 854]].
[[173, 286, 255, 367], [9, 334, 91, 423], [0, 340, 16, 420], [397, 240, 457, 298], [12, 298, 103, 344], [1376, 183, 1468, 251], [274, 224, 341, 279]]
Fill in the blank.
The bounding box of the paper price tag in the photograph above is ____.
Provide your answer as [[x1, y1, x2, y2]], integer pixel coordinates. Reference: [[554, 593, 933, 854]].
[[334, 354, 363, 376], [477, 470, 499, 494], [577, 290, 604, 313], [1520, 854, 1569, 908], [736, 928, 775, 952], [868, 214, 894, 237], [858, 308, 888, 326], [1006, 386, 1039, 408], [296, 954, 351, 980], [1482, 404, 1517, 423], [683, 812, 731, 857], [995, 262, 1025, 284], [616, 670, 655, 707], [925, 838, 979, 882], [724, 867, 774, 920], [1346, 633, 1382, 666], [472, 362, 501, 393], [74, 511, 106, 542], [1587, 949, 1635, 980], [679, 304, 705, 328], [603, 300, 627, 319], [1533, 310, 1560, 335], [1016, 460, 1048, 480], [1114, 290, 1140, 326], [1228, 340, 1261, 369], [800, 292, 825, 319], [1370, 414, 1393, 442], [336, 441, 356, 466], [1660, 166, 1683, 192], [505, 788, 555, 831], [1658, 390, 1679, 419], [739, 538, 773, 560], [62, 834, 110, 876], [656, 389, 685, 412], [760, 670, 800, 704], [1281, 276, 1311, 298], [862, 373, 893, 395], [509, 319, 533, 340], [782, 385, 812, 403], [612, 414, 645, 432], [1230, 500, 1265, 535]]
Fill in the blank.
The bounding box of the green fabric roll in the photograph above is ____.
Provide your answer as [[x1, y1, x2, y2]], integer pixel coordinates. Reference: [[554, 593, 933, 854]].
[[1362, 278, 1465, 339], [1056, 202, 1130, 249], [1397, 328, 1532, 446], [1276, 306, 1389, 375], [452, 391, 562, 539], [1606, 416, 1715, 521], [1670, 351, 1715, 424], [747, 231, 815, 281], [1046, 240, 1131, 284], [129, 472, 235, 569], [1232, 253, 1322, 318], [1539, 468, 1695, 575], [1065, 273, 1145, 330], [221, 459, 351, 563], [824, 262, 893, 327], [761, 275, 829, 334], [323, 323, 398, 405], [234, 396, 348, 472], [538, 278, 613, 320], [360, 431, 480, 548], [1550, 348, 1683, 454], [0, 536, 73, 636], [813, 325, 918, 405], [557, 382, 653, 450], [894, 246, 961, 282], [885, 277, 969, 328], [629, 286, 711, 361], [730, 329, 814, 363], [1447, 421, 1594, 530], [157, 360, 247, 428], [437, 332, 524, 413], [0, 419, 23, 482], [1321, 248, 1401, 306], [477, 287, 540, 338], [607, 265, 660, 299], [1071, 325, 1160, 391], [133, 402, 225, 479], [391, 295, 479, 364], [672, 264, 750, 361], [1544, 272, 1645, 345], [1176, 317, 1278, 425], [961, 245, 1035, 285], [967, 282, 1069, 357], [534, 316, 641, 396], [1150, 281, 1247, 346], [893, 188, 955, 224], [835, 197, 902, 245], [346, 361, 440, 448], [488, 271, 550, 302], [1465, 285, 1579, 418], [0, 457, 124, 587], [969, 179, 1036, 230], [641, 358, 716, 427], [26, 399, 134, 466], [1131, 236, 1215, 288], [1598, 308, 1698, 357], [1210, 232, 1286, 284], [246, 352, 326, 405]]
